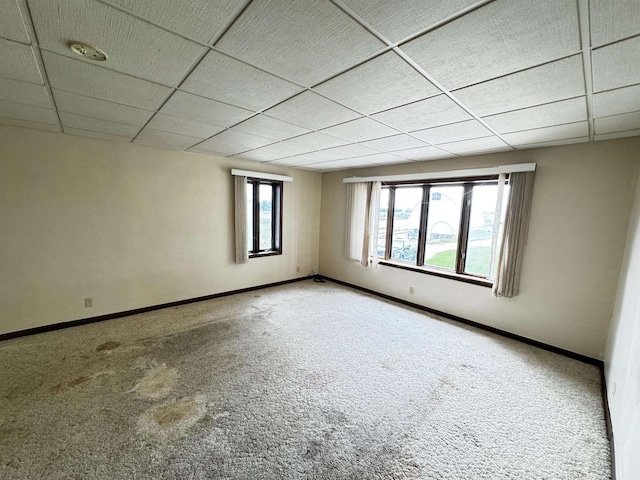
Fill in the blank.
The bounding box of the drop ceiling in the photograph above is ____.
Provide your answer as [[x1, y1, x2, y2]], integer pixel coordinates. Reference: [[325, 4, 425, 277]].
[[1, 0, 639, 171]]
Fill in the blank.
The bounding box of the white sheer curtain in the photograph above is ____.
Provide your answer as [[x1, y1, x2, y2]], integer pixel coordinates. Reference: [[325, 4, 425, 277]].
[[345, 181, 381, 267], [493, 171, 536, 297], [234, 175, 249, 264]]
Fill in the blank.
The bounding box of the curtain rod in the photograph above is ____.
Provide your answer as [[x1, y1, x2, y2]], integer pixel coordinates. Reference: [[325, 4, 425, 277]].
[[231, 169, 293, 182], [342, 163, 536, 184]]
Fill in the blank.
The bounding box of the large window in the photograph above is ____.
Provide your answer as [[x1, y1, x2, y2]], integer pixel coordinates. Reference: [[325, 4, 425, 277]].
[[378, 177, 510, 285], [247, 178, 282, 257]]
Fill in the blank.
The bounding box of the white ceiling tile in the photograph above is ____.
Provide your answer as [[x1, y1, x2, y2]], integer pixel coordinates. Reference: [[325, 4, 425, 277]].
[[306, 156, 388, 170], [53, 90, 154, 126], [106, 0, 250, 44], [320, 117, 399, 143], [231, 142, 311, 162], [438, 136, 510, 154], [595, 112, 640, 135], [209, 128, 275, 150], [160, 91, 253, 128], [279, 132, 348, 151], [146, 113, 224, 138], [593, 84, 640, 118], [453, 55, 585, 116], [135, 128, 203, 149], [186, 148, 227, 158], [230, 153, 263, 162], [356, 153, 409, 165], [372, 95, 471, 132], [502, 121, 589, 145], [0, 39, 43, 84], [0, 116, 60, 132], [64, 127, 133, 143], [515, 136, 589, 150], [411, 119, 492, 144], [0, 77, 50, 108], [297, 164, 340, 171], [268, 156, 316, 167], [30, 0, 206, 86], [216, 0, 384, 86], [59, 111, 140, 137], [188, 138, 245, 156], [592, 36, 640, 92], [265, 91, 361, 130], [0, 100, 57, 124], [42, 51, 171, 110], [234, 114, 310, 141], [360, 134, 428, 152], [482, 97, 587, 134], [590, 0, 640, 47], [1, 0, 30, 43], [134, 139, 188, 151], [181, 50, 302, 111], [303, 153, 407, 171], [271, 150, 348, 166], [595, 129, 640, 141], [314, 52, 439, 114], [402, 0, 580, 90], [322, 143, 379, 159], [394, 145, 455, 161], [341, 0, 484, 43]]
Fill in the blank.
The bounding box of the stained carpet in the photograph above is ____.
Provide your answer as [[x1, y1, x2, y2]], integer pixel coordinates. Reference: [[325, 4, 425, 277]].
[[0, 280, 610, 479]]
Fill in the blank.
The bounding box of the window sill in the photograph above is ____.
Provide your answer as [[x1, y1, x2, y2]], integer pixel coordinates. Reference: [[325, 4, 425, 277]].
[[379, 260, 493, 288], [249, 250, 282, 259]]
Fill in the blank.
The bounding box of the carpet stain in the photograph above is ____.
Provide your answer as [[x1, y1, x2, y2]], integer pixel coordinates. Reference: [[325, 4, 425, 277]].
[[50, 376, 90, 394], [438, 375, 457, 391], [302, 371, 337, 390], [96, 341, 121, 352], [138, 396, 207, 442], [381, 356, 403, 371], [67, 376, 90, 388], [304, 439, 323, 459], [153, 398, 196, 426], [324, 409, 348, 425], [133, 364, 177, 399]]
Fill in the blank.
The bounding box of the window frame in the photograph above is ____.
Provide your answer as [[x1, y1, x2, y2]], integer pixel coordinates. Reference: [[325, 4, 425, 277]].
[[378, 174, 508, 287], [247, 177, 283, 258]]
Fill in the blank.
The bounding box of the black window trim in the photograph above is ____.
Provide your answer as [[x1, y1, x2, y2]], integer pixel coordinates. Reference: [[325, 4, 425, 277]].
[[379, 174, 508, 287], [248, 177, 283, 258]]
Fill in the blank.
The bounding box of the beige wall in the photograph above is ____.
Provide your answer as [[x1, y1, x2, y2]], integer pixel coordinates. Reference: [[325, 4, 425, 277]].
[[319, 138, 640, 359], [605, 169, 640, 480], [0, 126, 321, 335]]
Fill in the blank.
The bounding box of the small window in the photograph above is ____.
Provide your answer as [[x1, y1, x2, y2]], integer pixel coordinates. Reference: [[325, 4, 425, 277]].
[[247, 178, 282, 257]]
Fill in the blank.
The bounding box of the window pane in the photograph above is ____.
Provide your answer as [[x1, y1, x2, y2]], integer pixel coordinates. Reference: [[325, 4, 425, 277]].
[[390, 187, 422, 262], [259, 184, 273, 250], [377, 188, 389, 258], [247, 185, 254, 251], [465, 184, 510, 277], [424, 186, 463, 270]]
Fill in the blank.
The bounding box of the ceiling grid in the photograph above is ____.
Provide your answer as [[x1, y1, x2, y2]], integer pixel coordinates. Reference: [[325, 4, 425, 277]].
[[0, 0, 638, 170]]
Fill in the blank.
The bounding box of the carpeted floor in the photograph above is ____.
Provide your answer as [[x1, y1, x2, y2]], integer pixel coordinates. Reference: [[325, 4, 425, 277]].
[[0, 280, 610, 479]]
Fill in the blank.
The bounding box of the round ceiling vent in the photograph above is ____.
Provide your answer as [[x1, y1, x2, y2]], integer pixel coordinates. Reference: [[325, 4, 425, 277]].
[[69, 42, 107, 61]]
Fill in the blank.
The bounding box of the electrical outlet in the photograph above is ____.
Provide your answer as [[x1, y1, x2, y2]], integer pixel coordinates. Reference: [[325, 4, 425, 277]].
[[84, 298, 93, 308], [611, 382, 616, 397], [296, 266, 300, 273], [409, 287, 415, 295]]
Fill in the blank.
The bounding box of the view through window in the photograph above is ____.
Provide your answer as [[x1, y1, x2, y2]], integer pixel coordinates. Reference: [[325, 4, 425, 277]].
[[377, 178, 510, 282]]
